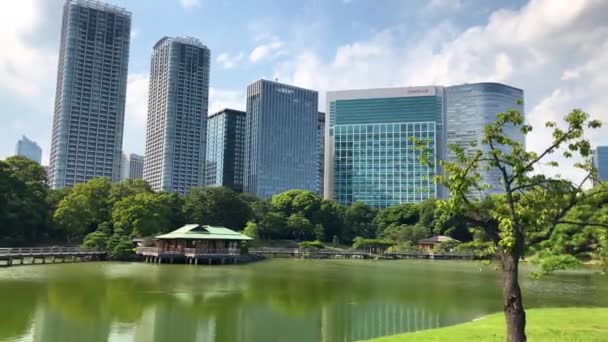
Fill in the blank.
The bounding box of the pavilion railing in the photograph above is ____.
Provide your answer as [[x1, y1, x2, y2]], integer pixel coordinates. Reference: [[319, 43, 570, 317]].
[[135, 247, 240, 256]]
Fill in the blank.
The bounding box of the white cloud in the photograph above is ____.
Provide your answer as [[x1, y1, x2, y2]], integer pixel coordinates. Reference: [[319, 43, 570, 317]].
[[216, 52, 244, 69], [209, 88, 245, 114], [561, 69, 580, 80], [274, 0, 608, 182], [249, 37, 288, 63], [180, 0, 201, 9], [0, 0, 58, 98]]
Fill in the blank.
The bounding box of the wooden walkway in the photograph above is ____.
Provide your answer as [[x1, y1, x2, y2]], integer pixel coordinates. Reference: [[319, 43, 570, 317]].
[[0, 247, 105, 267], [249, 248, 474, 260]]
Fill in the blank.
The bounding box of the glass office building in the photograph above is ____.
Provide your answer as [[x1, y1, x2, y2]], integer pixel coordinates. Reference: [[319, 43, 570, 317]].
[[204, 109, 246, 192], [143, 37, 210, 195], [317, 112, 325, 195], [244, 80, 318, 198], [49, 0, 131, 189], [16, 135, 42, 164], [325, 87, 444, 208], [592, 146, 608, 186], [445, 83, 524, 197]]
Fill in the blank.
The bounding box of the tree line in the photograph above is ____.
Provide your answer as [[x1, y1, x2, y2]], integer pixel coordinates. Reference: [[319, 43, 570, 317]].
[[1, 155, 606, 266], [0, 158, 470, 252]]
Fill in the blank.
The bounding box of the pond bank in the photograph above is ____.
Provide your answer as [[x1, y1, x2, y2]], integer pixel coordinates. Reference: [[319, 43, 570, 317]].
[[362, 308, 608, 342]]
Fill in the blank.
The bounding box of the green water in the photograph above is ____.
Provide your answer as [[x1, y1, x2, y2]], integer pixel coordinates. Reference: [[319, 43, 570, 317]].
[[0, 260, 606, 342]]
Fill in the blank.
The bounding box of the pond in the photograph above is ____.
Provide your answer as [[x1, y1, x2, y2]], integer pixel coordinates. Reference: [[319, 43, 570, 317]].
[[0, 259, 607, 342]]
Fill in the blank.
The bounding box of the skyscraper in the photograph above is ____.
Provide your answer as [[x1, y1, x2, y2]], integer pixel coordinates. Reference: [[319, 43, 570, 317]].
[[325, 87, 444, 208], [129, 153, 144, 179], [143, 37, 210, 195], [317, 112, 326, 195], [119, 153, 144, 180], [204, 108, 246, 192], [592, 146, 608, 186], [244, 80, 318, 198], [15, 135, 42, 164], [445, 83, 524, 197], [49, 0, 131, 189]]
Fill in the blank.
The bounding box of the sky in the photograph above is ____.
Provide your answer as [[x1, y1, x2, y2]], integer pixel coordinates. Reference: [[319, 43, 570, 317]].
[[0, 0, 607, 182]]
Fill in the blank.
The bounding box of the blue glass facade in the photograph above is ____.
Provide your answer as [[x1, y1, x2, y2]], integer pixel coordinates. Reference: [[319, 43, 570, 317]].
[[16, 135, 42, 164], [593, 146, 608, 186], [445, 83, 524, 197], [204, 109, 246, 192], [244, 80, 318, 198], [49, 0, 131, 189], [317, 112, 325, 195], [326, 87, 443, 208]]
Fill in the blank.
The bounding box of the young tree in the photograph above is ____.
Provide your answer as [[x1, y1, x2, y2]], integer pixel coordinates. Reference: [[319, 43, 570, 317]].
[[419, 107, 604, 341], [243, 221, 259, 239]]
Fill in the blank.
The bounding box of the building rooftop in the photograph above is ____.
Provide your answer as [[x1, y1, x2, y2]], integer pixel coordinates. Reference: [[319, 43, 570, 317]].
[[68, 0, 131, 16], [418, 235, 459, 244], [155, 224, 252, 241]]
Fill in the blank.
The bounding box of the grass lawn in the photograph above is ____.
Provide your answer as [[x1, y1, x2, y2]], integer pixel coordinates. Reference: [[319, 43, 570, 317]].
[[364, 308, 608, 342]]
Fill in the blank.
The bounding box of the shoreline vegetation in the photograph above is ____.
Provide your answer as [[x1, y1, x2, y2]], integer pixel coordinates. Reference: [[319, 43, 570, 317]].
[[362, 308, 608, 342]]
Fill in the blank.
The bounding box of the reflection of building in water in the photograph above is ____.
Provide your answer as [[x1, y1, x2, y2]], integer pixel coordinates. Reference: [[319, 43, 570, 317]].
[[320, 302, 441, 342], [133, 305, 217, 342], [132, 299, 442, 342], [32, 306, 111, 342]]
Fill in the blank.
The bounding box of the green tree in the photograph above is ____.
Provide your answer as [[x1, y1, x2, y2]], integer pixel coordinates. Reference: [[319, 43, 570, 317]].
[[259, 211, 287, 239], [183, 186, 252, 230], [313, 199, 345, 242], [417, 106, 605, 341], [53, 177, 112, 241], [0, 157, 49, 244], [373, 203, 419, 236], [287, 213, 314, 240], [82, 230, 109, 250], [271, 189, 321, 219], [110, 179, 153, 204], [344, 202, 377, 241], [381, 224, 428, 244], [243, 221, 259, 239], [314, 224, 325, 241], [112, 193, 173, 237]]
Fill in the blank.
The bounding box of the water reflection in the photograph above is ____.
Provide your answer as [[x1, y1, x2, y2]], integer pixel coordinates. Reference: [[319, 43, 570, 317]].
[[0, 260, 606, 342]]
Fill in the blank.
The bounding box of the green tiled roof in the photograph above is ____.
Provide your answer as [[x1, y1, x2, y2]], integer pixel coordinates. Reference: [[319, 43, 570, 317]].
[[155, 224, 253, 241]]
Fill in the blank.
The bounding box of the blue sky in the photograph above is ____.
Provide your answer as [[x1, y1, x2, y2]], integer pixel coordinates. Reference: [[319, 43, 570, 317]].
[[0, 0, 607, 181]]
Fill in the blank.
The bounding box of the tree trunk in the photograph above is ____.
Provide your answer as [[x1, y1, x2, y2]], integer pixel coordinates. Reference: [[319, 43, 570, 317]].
[[500, 252, 526, 342]]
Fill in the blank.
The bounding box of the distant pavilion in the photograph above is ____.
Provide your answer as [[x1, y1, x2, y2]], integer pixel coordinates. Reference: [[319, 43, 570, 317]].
[[136, 224, 253, 264]]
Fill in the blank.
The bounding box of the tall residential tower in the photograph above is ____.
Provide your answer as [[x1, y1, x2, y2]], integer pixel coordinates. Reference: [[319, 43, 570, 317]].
[[204, 109, 247, 192], [143, 37, 210, 195], [49, 0, 131, 189], [244, 80, 318, 198]]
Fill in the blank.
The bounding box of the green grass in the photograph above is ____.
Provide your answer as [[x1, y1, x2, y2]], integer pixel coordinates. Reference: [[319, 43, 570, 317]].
[[364, 308, 608, 342]]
